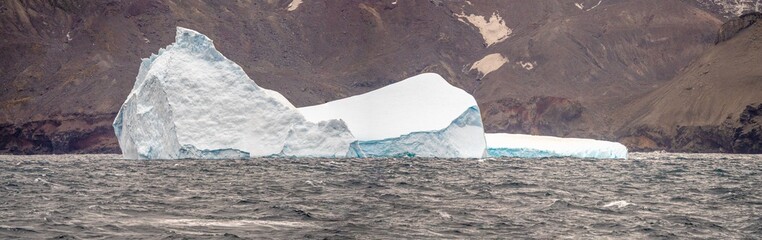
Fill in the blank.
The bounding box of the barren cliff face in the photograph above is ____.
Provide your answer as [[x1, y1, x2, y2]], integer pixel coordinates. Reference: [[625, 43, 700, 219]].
[[1, 0, 754, 154], [618, 13, 762, 153]]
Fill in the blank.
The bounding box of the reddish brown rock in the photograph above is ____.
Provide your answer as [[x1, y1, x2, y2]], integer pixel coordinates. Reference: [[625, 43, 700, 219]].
[[2, 0, 747, 153]]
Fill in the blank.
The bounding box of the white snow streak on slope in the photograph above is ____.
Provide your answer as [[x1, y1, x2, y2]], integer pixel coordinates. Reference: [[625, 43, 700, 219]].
[[287, 0, 302, 11], [298, 73, 478, 141], [470, 53, 508, 77], [575, 0, 602, 11], [518, 61, 536, 70], [588, 0, 603, 11], [456, 12, 512, 47], [700, 0, 761, 16]]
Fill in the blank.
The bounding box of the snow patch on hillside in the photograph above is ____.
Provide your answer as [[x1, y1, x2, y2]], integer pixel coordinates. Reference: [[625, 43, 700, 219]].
[[518, 61, 536, 70], [287, 0, 302, 11], [470, 53, 509, 77], [456, 12, 512, 47], [697, 0, 761, 17], [575, 1, 602, 11]]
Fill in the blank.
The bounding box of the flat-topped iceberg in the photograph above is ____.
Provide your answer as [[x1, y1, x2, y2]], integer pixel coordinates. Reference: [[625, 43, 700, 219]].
[[346, 106, 485, 158], [113, 27, 354, 159], [485, 133, 628, 159], [299, 73, 487, 158]]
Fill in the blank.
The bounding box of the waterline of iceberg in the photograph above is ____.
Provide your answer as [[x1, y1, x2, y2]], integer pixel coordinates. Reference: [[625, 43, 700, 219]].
[[485, 133, 628, 159]]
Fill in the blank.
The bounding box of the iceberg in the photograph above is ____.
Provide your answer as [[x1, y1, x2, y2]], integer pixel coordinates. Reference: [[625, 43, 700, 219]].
[[113, 27, 354, 159], [299, 73, 487, 158], [346, 106, 485, 158], [114, 27, 625, 160], [485, 133, 628, 159]]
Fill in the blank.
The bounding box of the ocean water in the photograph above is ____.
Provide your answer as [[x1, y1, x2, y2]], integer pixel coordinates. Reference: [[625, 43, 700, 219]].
[[0, 153, 760, 239]]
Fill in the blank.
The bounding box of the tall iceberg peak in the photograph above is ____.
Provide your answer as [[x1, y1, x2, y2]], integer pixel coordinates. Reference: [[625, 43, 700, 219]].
[[173, 27, 229, 63], [113, 27, 354, 159]]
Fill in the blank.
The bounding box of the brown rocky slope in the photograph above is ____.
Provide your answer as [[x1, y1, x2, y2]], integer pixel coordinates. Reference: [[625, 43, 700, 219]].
[[0, 0, 742, 153], [618, 13, 762, 153]]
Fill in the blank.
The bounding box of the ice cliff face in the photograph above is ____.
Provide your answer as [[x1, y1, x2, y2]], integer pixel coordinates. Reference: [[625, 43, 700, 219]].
[[113, 27, 354, 159], [485, 133, 628, 159], [299, 73, 487, 158], [347, 106, 486, 158]]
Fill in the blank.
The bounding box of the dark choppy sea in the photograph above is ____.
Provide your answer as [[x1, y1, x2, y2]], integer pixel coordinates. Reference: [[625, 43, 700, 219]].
[[0, 153, 760, 239]]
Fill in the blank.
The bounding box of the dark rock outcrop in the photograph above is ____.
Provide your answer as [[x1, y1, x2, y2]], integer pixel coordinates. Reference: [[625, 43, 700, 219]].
[[716, 12, 762, 43], [482, 96, 583, 137], [618, 126, 673, 152], [672, 124, 736, 153], [0, 114, 118, 154], [619, 104, 760, 153], [734, 103, 762, 153]]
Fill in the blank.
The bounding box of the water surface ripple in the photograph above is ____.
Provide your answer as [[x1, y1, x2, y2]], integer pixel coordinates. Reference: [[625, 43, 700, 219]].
[[0, 153, 760, 239]]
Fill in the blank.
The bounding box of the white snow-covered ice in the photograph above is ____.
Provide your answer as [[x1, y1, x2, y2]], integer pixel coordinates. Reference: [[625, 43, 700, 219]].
[[113, 27, 354, 159], [345, 106, 486, 158], [114, 27, 485, 159], [299, 73, 487, 158], [114, 27, 627, 160], [485, 133, 628, 159]]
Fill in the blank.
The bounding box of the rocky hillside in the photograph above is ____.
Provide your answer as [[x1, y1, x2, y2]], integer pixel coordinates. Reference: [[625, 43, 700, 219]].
[[692, 0, 761, 17], [618, 13, 762, 153], [0, 0, 743, 154]]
